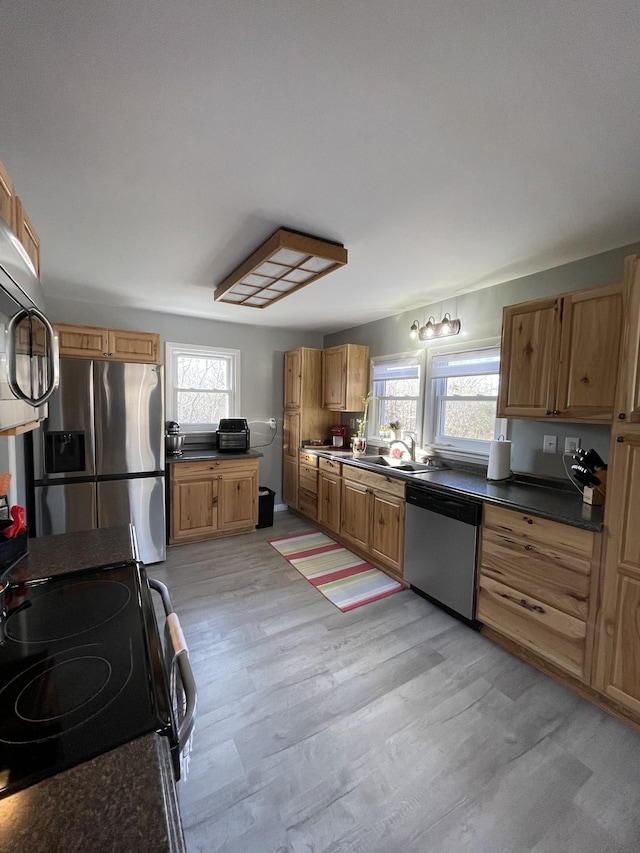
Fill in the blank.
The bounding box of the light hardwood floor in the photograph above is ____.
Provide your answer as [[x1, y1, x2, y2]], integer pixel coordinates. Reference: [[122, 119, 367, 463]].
[[151, 511, 640, 853]]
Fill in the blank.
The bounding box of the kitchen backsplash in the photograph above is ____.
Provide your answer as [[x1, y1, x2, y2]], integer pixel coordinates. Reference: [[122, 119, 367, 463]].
[[508, 420, 611, 481]]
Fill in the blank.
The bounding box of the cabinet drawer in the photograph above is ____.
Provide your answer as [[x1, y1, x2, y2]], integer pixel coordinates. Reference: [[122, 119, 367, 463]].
[[477, 575, 587, 680], [483, 504, 594, 558], [319, 457, 342, 474], [299, 464, 318, 493], [480, 529, 591, 619], [299, 451, 319, 467], [171, 459, 257, 480], [343, 465, 405, 498], [298, 487, 317, 518]]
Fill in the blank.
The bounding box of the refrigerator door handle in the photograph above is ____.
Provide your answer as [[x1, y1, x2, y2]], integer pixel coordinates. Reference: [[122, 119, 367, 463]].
[[7, 308, 60, 406]]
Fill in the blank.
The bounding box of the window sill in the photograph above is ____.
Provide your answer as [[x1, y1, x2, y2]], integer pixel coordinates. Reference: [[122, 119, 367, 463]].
[[425, 443, 490, 465]]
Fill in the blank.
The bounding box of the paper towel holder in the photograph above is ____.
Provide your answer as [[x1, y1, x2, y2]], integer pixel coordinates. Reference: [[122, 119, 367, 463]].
[[486, 434, 513, 482]]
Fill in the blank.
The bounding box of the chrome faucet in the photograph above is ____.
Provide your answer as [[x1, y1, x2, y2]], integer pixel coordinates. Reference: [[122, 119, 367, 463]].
[[390, 435, 416, 461]]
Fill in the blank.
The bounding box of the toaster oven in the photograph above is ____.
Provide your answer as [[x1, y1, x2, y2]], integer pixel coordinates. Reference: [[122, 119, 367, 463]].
[[216, 418, 250, 452]]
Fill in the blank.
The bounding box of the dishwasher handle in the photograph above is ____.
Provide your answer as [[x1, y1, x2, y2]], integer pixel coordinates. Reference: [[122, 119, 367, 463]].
[[406, 484, 482, 525]]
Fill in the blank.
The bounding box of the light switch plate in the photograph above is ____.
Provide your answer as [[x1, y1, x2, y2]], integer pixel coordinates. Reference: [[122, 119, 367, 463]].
[[543, 434, 557, 454]]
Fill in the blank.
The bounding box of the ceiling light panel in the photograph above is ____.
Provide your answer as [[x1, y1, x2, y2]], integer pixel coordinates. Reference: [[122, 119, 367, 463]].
[[215, 227, 347, 308]]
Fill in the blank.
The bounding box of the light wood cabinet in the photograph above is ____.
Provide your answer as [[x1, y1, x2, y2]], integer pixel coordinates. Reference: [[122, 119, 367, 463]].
[[477, 504, 600, 682], [593, 255, 640, 718], [340, 465, 405, 576], [0, 158, 15, 232], [318, 465, 342, 534], [613, 254, 640, 423], [169, 458, 258, 545], [13, 196, 41, 277], [282, 455, 298, 509], [322, 344, 369, 411], [284, 349, 302, 408], [298, 451, 319, 520], [55, 323, 160, 363], [497, 282, 623, 422], [593, 434, 640, 716], [282, 348, 335, 509], [0, 157, 41, 277]]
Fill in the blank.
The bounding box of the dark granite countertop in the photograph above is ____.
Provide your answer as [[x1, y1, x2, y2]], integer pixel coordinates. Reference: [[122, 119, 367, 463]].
[[0, 527, 185, 851], [304, 449, 604, 532], [2, 524, 139, 584], [0, 734, 185, 853], [166, 448, 263, 463]]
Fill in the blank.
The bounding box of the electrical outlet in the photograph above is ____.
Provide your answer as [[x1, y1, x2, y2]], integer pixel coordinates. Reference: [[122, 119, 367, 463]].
[[564, 436, 580, 454], [268, 417, 277, 430], [543, 434, 557, 454]]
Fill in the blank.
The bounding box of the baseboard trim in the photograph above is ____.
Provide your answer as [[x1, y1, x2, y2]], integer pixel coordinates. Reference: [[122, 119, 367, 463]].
[[275, 503, 288, 513]]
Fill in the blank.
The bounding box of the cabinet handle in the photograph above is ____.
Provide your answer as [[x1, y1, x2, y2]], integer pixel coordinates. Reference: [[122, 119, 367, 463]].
[[524, 544, 534, 551], [545, 410, 552, 416], [618, 413, 627, 420], [524, 517, 533, 524], [616, 436, 625, 443], [553, 409, 561, 416]]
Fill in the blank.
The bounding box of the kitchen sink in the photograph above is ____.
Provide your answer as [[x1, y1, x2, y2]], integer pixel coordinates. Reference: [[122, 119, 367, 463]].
[[355, 455, 445, 474]]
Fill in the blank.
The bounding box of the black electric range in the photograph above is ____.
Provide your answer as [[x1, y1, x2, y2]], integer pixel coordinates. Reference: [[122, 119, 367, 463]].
[[0, 562, 175, 800]]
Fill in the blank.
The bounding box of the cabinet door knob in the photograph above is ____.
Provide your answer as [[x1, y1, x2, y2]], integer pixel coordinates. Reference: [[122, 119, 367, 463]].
[[553, 409, 561, 416], [524, 544, 534, 551], [616, 436, 625, 443], [545, 410, 552, 416], [618, 413, 627, 420], [525, 517, 533, 524]]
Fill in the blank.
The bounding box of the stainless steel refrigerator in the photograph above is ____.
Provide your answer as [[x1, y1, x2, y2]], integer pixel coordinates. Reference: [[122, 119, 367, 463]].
[[31, 359, 165, 564]]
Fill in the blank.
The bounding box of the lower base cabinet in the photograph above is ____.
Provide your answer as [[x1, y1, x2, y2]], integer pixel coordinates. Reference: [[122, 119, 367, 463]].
[[477, 504, 600, 683], [318, 468, 342, 533], [169, 458, 258, 545], [340, 466, 405, 577]]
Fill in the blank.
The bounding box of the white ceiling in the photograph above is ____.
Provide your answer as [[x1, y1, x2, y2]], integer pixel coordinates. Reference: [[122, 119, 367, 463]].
[[1, 1, 639, 332]]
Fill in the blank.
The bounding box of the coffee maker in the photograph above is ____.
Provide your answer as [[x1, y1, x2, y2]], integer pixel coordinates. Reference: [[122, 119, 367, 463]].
[[330, 424, 349, 450]]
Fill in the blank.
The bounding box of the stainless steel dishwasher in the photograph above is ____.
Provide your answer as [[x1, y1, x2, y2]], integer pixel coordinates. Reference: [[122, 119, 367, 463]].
[[404, 484, 482, 623]]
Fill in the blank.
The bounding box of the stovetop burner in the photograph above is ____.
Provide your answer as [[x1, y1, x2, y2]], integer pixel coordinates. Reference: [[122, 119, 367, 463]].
[[5, 580, 132, 643], [0, 563, 173, 799]]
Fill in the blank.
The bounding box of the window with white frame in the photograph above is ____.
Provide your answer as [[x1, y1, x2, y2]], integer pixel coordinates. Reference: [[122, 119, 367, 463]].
[[369, 354, 422, 439], [429, 345, 503, 454], [165, 342, 240, 432]]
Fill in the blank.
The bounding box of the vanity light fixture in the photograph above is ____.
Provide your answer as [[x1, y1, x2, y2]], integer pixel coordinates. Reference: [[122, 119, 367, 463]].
[[409, 313, 461, 341], [214, 227, 348, 308]]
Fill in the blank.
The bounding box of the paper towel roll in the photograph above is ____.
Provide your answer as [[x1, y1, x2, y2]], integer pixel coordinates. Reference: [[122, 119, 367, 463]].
[[487, 439, 512, 480]]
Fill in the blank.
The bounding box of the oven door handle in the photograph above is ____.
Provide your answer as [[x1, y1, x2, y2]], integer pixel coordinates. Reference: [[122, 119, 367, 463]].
[[148, 578, 197, 753]]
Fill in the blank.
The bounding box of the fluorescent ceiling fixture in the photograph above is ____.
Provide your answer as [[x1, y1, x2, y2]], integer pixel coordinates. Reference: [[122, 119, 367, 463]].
[[215, 227, 348, 308]]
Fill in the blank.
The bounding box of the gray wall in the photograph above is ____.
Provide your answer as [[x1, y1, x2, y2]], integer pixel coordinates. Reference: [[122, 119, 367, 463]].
[[324, 241, 640, 480], [46, 297, 324, 503]]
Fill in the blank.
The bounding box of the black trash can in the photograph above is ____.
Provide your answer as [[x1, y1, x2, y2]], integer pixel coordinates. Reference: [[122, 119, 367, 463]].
[[257, 486, 276, 529]]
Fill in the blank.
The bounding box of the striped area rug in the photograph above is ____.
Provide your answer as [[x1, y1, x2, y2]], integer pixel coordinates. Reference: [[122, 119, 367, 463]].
[[269, 531, 404, 612]]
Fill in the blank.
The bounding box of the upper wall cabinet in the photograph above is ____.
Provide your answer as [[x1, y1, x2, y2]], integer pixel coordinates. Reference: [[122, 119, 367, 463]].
[[612, 255, 640, 424], [0, 157, 41, 277], [0, 158, 15, 233], [322, 344, 369, 411], [55, 323, 160, 364], [497, 281, 623, 422]]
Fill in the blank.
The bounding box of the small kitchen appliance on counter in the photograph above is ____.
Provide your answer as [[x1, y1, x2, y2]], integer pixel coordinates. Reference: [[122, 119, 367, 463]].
[[330, 424, 349, 450], [216, 418, 250, 452], [165, 421, 185, 456]]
